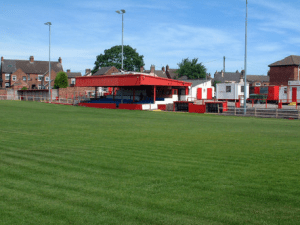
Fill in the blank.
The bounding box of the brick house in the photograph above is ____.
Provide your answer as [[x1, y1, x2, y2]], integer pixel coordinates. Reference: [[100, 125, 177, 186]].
[[93, 66, 119, 75], [268, 55, 300, 86], [0, 56, 63, 89], [66, 69, 81, 87]]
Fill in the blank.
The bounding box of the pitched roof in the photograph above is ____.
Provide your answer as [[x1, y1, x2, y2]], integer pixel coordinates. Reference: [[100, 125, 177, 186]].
[[214, 71, 268, 83], [1, 59, 63, 74], [268, 55, 300, 67], [246, 75, 269, 82], [144, 69, 178, 79], [214, 72, 241, 83], [179, 79, 211, 87], [67, 72, 81, 78], [93, 66, 118, 75]]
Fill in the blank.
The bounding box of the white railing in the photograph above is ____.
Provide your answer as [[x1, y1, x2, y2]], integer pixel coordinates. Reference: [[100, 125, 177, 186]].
[[218, 107, 300, 119], [0, 95, 88, 105]]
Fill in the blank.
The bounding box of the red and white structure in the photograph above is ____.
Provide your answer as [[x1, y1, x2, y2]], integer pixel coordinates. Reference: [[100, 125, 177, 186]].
[[75, 72, 224, 113]]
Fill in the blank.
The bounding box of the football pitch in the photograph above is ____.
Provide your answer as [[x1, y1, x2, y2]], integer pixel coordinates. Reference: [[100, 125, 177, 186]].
[[0, 101, 299, 225]]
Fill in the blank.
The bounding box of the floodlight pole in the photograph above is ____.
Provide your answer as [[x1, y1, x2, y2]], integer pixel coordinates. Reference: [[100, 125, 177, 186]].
[[45, 22, 52, 102], [116, 9, 125, 70], [244, 0, 248, 115]]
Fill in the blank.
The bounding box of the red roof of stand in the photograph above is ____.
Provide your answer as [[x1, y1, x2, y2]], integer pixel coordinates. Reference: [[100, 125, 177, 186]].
[[75, 73, 192, 87]]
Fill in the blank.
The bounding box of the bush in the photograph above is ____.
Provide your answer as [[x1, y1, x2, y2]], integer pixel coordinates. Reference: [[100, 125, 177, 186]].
[[21, 87, 28, 90], [54, 71, 68, 89]]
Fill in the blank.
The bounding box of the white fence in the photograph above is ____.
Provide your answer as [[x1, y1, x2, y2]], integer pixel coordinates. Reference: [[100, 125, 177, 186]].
[[218, 107, 300, 120], [0, 95, 89, 105]]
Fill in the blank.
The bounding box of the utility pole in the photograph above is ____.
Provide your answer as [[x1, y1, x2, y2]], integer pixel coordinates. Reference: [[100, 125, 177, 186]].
[[223, 56, 225, 73]]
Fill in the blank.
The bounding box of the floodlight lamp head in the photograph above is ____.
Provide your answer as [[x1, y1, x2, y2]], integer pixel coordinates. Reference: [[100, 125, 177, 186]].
[[44, 22, 52, 25], [116, 10, 120, 14], [121, 9, 125, 13]]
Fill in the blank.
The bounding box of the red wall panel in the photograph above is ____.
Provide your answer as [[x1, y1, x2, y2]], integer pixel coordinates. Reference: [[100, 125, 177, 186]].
[[267, 86, 279, 101], [207, 88, 212, 100], [78, 103, 116, 109], [118, 104, 143, 110], [157, 104, 166, 111], [188, 103, 206, 113], [197, 88, 202, 100], [292, 87, 297, 102]]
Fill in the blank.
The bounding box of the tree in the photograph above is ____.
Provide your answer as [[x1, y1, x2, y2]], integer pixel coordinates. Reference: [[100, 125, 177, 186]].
[[54, 71, 68, 89], [176, 58, 207, 79], [92, 45, 145, 74], [213, 80, 221, 89]]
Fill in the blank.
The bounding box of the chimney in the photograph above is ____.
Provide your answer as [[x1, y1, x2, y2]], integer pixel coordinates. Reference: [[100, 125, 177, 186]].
[[140, 66, 144, 72], [166, 65, 169, 71], [221, 70, 224, 77], [1, 56, 3, 62], [85, 68, 91, 75], [67, 69, 70, 73], [240, 73, 244, 83], [58, 57, 62, 63], [29, 56, 34, 63], [162, 66, 165, 72], [150, 65, 155, 74]]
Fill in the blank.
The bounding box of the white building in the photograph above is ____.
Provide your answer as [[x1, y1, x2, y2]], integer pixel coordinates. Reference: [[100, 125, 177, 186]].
[[179, 79, 214, 101], [216, 82, 249, 102]]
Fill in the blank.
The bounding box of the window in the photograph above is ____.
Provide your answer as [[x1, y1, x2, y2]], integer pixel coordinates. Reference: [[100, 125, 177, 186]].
[[255, 82, 261, 86], [284, 88, 287, 94], [38, 85, 42, 89], [23, 76, 26, 81], [241, 86, 244, 93], [12, 75, 17, 81], [45, 76, 49, 82], [5, 74, 10, 80], [5, 82, 9, 87], [226, 86, 231, 92], [38, 75, 43, 81], [27, 74, 30, 81], [71, 78, 76, 85]]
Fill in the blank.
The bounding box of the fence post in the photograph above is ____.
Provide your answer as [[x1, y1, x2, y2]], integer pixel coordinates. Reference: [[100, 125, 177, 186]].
[[234, 107, 236, 115], [276, 109, 278, 118], [217, 104, 220, 114], [254, 107, 256, 117], [298, 110, 300, 120]]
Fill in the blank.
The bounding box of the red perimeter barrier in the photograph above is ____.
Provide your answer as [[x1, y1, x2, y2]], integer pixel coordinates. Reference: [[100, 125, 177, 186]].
[[118, 104, 142, 110], [188, 103, 206, 113], [78, 103, 116, 109], [157, 104, 166, 111]]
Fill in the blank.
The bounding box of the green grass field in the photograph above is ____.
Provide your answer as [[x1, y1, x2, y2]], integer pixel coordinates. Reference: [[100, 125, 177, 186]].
[[1, 101, 300, 225]]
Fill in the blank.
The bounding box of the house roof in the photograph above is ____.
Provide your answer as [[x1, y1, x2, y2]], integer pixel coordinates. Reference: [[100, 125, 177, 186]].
[[214, 71, 268, 83], [214, 72, 241, 83], [268, 55, 300, 67], [1, 59, 63, 74], [67, 72, 81, 78], [93, 66, 118, 75], [246, 75, 269, 82], [144, 69, 178, 79], [179, 79, 211, 87]]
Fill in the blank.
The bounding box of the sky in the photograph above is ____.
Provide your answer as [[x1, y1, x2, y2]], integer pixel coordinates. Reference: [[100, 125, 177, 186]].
[[1, 0, 300, 77]]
